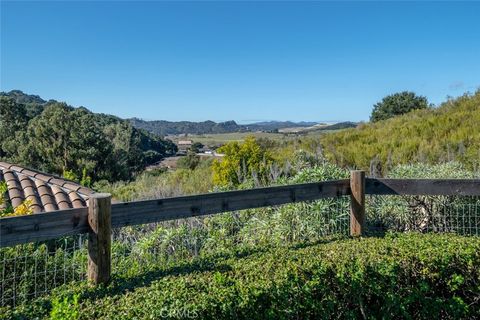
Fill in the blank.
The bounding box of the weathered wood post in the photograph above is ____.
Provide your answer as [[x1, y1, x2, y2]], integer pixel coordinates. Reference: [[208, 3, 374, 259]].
[[88, 193, 112, 284], [350, 170, 365, 236]]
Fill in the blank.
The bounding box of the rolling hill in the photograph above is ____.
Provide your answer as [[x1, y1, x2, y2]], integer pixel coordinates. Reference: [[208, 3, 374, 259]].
[[320, 91, 480, 172]]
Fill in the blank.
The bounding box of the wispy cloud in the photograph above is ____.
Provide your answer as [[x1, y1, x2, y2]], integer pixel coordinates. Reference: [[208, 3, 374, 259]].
[[449, 81, 465, 90]]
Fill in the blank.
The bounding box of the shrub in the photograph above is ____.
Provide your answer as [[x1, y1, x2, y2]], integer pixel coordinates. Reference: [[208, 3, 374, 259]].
[[50, 294, 80, 320], [2, 233, 479, 319], [212, 136, 273, 187], [177, 151, 201, 170]]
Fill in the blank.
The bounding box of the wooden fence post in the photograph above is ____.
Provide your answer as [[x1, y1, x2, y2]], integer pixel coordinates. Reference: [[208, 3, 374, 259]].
[[88, 193, 112, 284], [350, 170, 365, 236]]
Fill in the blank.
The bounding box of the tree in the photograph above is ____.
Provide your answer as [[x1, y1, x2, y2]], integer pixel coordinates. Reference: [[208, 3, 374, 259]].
[[24, 103, 111, 178], [190, 142, 204, 153], [212, 136, 273, 187], [370, 91, 429, 122], [0, 97, 29, 158]]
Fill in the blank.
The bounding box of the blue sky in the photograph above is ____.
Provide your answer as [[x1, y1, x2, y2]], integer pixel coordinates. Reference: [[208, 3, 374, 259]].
[[1, 1, 479, 123]]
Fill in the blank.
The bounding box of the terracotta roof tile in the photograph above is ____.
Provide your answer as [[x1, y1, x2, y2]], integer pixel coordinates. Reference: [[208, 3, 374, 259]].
[[18, 175, 43, 213], [51, 186, 72, 210], [49, 177, 67, 186], [68, 191, 86, 208], [0, 162, 12, 169], [19, 169, 38, 177], [33, 173, 54, 183], [0, 162, 94, 214], [9, 165, 25, 172], [77, 187, 94, 196], [62, 182, 81, 192]]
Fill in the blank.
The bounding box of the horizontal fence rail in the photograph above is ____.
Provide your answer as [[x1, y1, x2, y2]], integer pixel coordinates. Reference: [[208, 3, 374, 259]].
[[111, 179, 351, 228], [365, 178, 480, 196], [0, 179, 350, 247], [0, 207, 88, 247], [2, 178, 480, 248]]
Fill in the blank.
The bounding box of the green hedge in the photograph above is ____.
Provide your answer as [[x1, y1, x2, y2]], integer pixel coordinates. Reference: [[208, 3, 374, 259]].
[[2, 233, 480, 319]]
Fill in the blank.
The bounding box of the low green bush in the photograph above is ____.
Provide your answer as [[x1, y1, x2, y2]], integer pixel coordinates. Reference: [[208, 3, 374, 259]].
[[2, 233, 479, 319]]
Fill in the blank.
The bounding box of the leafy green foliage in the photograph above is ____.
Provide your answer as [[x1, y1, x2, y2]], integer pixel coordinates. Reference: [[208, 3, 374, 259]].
[[321, 91, 480, 172], [212, 136, 273, 187], [95, 159, 350, 250], [370, 91, 430, 122], [0, 181, 11, 216], [0, 96, 29, 159], [50, 294, 80, 320], [2, 233, 480, 319]]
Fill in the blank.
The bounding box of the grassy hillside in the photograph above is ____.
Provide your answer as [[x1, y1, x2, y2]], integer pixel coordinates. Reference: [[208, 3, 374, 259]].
[[320, 91, 480, 172], [3, 233, 479, 319]]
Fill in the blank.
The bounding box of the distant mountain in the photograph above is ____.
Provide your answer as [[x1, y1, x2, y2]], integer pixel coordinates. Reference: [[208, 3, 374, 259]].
[[245, 121, 318, 132], [311, 121, 358, 131], [2, 90, 47, 105], [129, 118, 319, 135], [278, 121, 358, 133], [129, 118, 246, 136], [0, 90, 50, 118]]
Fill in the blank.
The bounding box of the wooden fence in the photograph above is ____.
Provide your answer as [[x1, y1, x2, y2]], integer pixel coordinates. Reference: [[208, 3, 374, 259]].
[[1, 170, 479, 284]]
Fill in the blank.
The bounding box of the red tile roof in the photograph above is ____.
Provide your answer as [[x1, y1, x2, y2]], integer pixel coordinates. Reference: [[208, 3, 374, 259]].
[[0, 161, 93, 213]]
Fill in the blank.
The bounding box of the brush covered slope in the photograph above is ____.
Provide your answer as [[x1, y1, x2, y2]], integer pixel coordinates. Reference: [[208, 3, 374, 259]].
[[2, 233, 480, 319], [321, 91, 480, 171]]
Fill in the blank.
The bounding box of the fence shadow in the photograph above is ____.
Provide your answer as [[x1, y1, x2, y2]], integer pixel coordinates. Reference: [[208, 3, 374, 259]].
[[78, 236, 347, 302]]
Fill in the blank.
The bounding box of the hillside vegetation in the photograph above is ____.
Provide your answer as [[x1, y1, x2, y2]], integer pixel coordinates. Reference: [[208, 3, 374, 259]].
[[0, 91, 177, 182], [321, 91, 480, 172]]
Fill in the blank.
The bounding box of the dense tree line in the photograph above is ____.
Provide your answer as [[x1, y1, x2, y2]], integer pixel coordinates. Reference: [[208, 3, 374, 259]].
[[0, 91, 177, 182]]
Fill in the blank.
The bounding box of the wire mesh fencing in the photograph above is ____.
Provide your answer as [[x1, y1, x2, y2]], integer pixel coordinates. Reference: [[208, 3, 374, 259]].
[[0, 235, 87, 307], [110, 197, 351, 277], [366, 195, 480, 236], [1, 197, 350, 307]]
